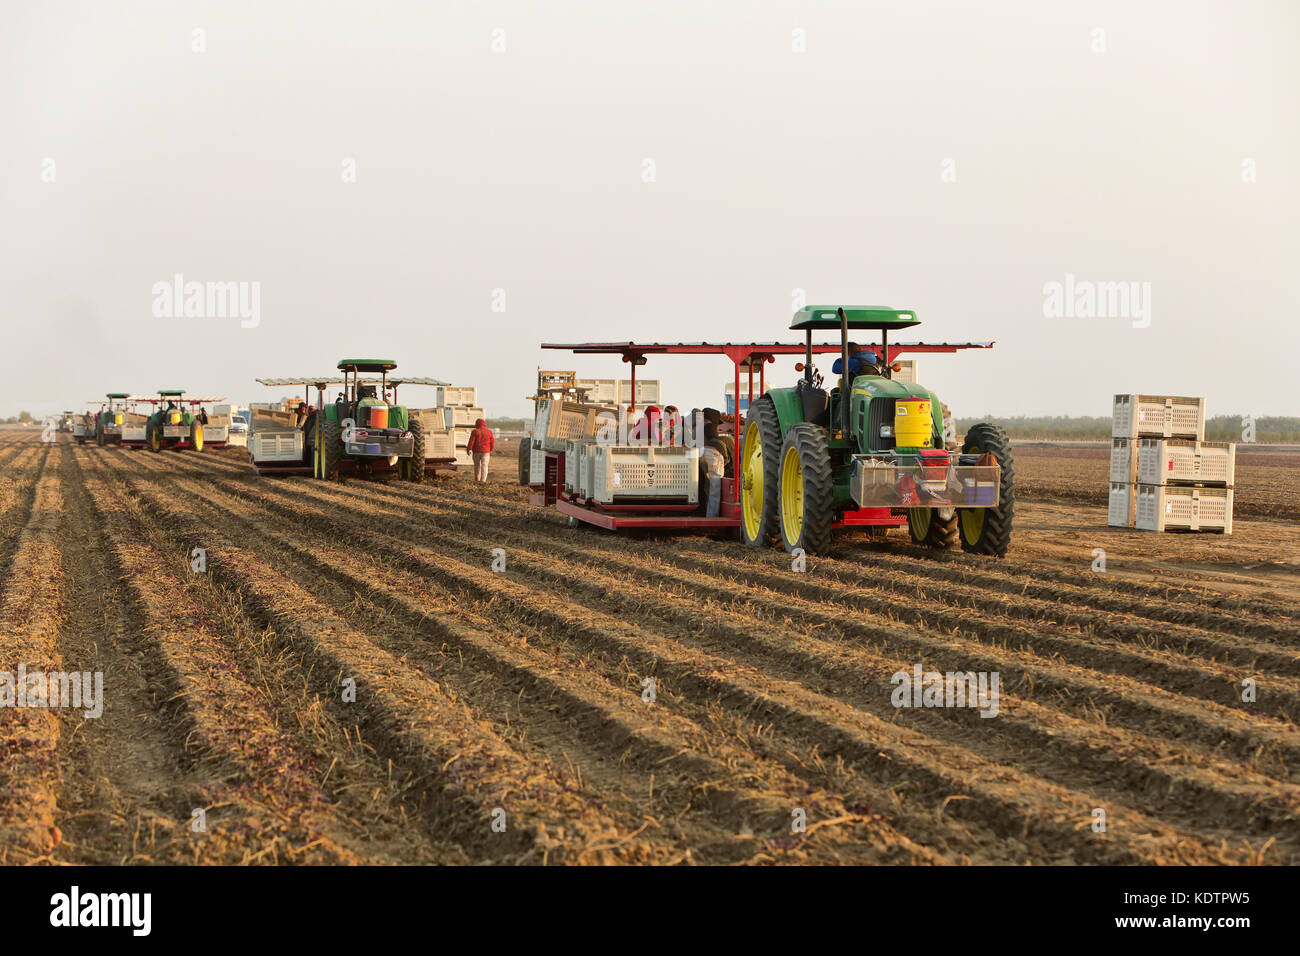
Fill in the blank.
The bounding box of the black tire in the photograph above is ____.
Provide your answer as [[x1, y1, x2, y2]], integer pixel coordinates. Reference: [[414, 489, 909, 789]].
[[406, 417, 426, 482], [777, 423, 835, 555], [907, 507, 958, 549], [319, 418, 341, 481], [518, 437, 531, 486], [958, 422, 1014, 556], [739, 396, 782, 547], [147, 422, 163, 453], [95, 422, 104, 446]]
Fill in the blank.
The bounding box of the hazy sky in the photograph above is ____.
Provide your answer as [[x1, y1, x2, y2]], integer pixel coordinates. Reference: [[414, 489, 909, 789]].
[[3, 0, 1296, 420]]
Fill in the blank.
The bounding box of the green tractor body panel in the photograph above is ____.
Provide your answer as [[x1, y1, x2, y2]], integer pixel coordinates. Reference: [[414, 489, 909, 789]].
[[765, 387, 806, 438]]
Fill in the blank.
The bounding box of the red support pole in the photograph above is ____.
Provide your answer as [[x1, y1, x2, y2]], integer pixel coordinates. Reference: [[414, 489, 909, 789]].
[[733, 359, 741, 502]]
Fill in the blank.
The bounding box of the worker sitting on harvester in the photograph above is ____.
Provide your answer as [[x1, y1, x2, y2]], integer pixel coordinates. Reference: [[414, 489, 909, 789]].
[[701, 408, 735, 477], [700, 421, 726, 517], [466, 417, 494, 483]]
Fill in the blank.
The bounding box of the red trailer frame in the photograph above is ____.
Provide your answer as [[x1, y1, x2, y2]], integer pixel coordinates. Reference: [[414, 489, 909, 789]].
[[534, 339, 992, 532]]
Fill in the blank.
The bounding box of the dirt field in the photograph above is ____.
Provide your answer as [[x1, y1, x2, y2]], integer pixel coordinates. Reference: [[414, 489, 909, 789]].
[[2, 430, 1297, 865]]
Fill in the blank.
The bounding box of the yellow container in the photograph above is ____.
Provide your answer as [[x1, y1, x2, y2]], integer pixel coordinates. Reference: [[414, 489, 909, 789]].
[[170, 412, 182, 424], [113, 413, 124, 425], [894, 399, 932, 448]]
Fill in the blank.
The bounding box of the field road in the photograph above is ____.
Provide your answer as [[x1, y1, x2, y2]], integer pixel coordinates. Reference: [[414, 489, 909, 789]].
[[1, 430, 1297, 864]]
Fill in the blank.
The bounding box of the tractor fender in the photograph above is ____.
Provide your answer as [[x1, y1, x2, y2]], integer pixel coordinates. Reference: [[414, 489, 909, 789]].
[[765, 387, 806, 437]]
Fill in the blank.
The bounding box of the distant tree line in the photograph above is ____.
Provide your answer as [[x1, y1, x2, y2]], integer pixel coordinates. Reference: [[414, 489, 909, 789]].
[[0, 411, 37, 425], [954, 415, 1300, 443]]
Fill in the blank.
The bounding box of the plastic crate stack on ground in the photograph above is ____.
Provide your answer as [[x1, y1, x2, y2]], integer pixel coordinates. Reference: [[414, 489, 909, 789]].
[[433, 385, 483, 467], [1108, 394, 1235, 533]]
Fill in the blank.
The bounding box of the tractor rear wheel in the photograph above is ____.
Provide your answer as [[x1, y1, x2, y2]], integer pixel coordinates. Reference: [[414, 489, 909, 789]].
[[147, 422, 162, 453], [777, 423, 835, 555], [518, 437, 531, 485], [317, 419, 341, 481], [95, 423, 104, 446], [739, 397, 782, 548], [191, 422, 205, 452], [957, 423, 1014, 556], [405, 418, 426, 482], [907, 507, 958, 549]]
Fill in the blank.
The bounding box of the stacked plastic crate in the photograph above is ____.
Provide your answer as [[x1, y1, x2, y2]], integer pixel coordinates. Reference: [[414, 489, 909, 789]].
[[433, 386, 484, 467], [1108, 395, 1233, 533]]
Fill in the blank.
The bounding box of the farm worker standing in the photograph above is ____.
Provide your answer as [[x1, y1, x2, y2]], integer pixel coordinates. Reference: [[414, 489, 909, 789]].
[[466, 418, 495, 483], [701, 409, 735, 477]]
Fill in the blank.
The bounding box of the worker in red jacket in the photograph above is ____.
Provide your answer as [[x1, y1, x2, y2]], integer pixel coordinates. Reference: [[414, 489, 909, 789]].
[[466, 418, 495, 483]]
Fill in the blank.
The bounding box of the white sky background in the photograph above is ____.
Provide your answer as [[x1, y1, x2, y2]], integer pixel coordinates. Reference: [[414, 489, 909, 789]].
[[2, 0, 1296, 420]]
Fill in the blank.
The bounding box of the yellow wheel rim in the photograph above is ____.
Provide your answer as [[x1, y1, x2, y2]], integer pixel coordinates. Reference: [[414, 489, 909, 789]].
[[741, 424, 763, 539], [193, 423, 204, 451], [149, 428, 159, 451], [961, 508, 985, 543], [315, 423, 322, 477], [780, 444, 804, 546]]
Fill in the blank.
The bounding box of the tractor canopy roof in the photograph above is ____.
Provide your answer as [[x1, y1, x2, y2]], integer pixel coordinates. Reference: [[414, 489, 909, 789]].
[[256, 375, 447, 387], [158, 389, 185, 396], [106, 392, 130, 399], [790, 306, 921, 331], [338, 359, 397, 373]]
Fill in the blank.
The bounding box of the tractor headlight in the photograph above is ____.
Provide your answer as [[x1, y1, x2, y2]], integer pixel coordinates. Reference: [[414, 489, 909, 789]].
[[879, 424, 893, 438]]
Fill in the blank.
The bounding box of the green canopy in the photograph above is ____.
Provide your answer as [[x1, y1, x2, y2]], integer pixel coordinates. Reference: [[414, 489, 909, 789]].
[[337, 359, 397, 373], [790, 306, 921, 332], [106, 392, 130, 399]]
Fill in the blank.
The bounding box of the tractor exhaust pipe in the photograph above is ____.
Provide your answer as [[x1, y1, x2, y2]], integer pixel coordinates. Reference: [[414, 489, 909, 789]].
[[838, 307, 850, 437]]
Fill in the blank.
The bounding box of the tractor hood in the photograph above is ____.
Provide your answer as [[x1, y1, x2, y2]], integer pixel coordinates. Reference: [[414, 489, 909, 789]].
[[850, 375, 927, 400]]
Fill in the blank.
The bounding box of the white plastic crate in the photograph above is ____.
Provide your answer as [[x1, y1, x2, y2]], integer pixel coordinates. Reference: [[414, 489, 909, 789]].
[[535, 398, 618, 452], [424, 429, 455, 458], [439, 386, 478, 407], [1137, 439, 1235, 486], [1107, 481, 1136, 527], [616, 379, 662, 407], [564, 439, 596, 496], [1109, 438, 1138, 484], [577, 378, 618, 404], [450, 406, 486, 427], [588, 445, 699, 504], [529, 438, 545, 484], [252, 431, 304, 463], [1112, 394, 1206, 440], [1136, 484, 1233, 534]]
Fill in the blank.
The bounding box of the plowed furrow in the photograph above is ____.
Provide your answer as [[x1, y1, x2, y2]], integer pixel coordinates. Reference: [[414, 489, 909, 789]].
[[302, 482, 1300, 853], [336, 481, 1300, 774], [78, 460, 358, 864], [132, 469, 949, 863], [0, 456, 64, 861], [200, 474, 1241, 864]]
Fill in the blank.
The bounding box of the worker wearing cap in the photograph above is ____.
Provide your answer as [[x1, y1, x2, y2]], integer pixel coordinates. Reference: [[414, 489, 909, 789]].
[[832, 345, 880, 383], [466, 417, 495, 483]]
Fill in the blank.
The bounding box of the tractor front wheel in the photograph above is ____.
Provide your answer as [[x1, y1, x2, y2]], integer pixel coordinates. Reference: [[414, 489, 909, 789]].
[[777, 423, 835, 556], [317, 419, 341, 481], [957, 423, 1014, 556], [907, 507, 957, 549], [147, 423, 162, 453], [191, 422, 205, 452], [739, 397, 782, 547]]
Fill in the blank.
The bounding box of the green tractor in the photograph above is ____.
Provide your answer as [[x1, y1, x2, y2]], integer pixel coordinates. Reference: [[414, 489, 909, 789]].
[[311, 360, 427, 481], [144, 390, 220, 452], [740, 306, 1014, 556], [93, 393, 132, 445]]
